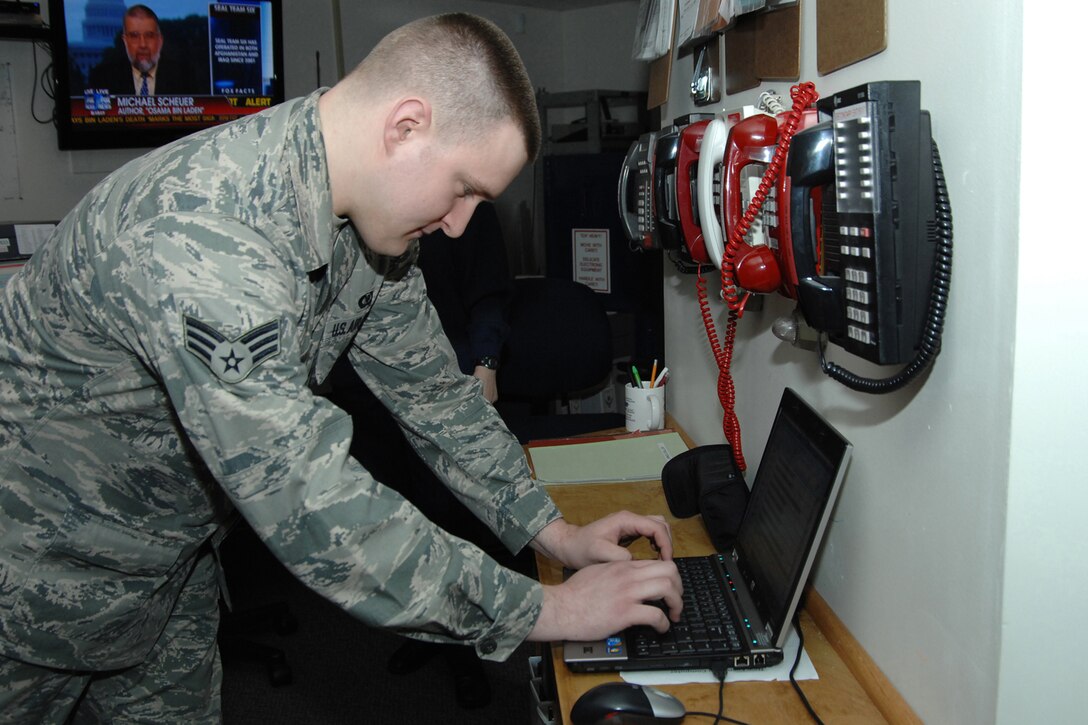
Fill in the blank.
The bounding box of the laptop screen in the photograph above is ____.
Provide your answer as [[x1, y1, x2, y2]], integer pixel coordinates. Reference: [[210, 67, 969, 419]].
[[733, 388, 851, 640]]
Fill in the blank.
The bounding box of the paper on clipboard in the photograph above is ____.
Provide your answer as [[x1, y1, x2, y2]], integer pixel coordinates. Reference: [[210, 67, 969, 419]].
[[631, 0, 677, 61], [527, 430, 689, 484]]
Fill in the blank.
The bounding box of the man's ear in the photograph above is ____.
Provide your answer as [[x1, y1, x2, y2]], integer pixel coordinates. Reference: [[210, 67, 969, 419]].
[[384, 98, 431, 152]]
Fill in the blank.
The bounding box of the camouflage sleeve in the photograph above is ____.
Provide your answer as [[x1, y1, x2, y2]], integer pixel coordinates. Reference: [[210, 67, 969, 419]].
[[346, 266, 562, 553], [107, 213, 543, 660]]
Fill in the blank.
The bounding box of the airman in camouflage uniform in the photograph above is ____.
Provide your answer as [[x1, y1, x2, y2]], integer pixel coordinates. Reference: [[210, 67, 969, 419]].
[[0, 14, 682, 723]]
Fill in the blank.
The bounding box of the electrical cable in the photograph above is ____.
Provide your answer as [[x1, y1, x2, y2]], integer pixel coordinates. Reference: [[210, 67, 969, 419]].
[[683, 662, 750, 725], [30, 37, 55, 125], [789, 614, 826, 725], [818, 138, 953, 392]]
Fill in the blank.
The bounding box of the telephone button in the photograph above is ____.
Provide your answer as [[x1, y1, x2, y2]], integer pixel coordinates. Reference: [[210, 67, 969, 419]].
[[847, 306, 872, 324]]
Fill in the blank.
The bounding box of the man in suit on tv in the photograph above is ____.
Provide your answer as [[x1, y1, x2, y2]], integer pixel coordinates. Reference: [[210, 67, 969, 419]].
[[87, 4, 186, 96]]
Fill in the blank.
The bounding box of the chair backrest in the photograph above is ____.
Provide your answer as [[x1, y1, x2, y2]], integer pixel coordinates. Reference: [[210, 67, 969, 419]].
[[498, 277, 612, 399]]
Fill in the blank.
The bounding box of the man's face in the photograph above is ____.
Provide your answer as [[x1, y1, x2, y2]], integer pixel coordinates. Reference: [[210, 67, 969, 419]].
[[356, 120, 528, 257], [123, 15, 163, 74]]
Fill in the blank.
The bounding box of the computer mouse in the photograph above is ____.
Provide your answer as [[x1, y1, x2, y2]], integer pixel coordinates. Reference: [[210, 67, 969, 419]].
[[569, 682, 686, 725]]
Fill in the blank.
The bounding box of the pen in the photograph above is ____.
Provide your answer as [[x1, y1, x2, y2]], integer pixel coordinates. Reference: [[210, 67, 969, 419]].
[[650, 359, 658, 388], [653, 366, 669, 388], [631, 365, 643, 388]]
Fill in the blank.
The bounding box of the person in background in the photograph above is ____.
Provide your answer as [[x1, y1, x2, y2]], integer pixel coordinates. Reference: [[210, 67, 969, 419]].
[[419, 200, 509, 405], [0, 14, 682, 722], [328, 200, 512, 708]]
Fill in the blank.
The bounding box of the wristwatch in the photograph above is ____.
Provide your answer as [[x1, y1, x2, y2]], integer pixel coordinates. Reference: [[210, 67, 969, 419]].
[[474, 355, 499, 371]]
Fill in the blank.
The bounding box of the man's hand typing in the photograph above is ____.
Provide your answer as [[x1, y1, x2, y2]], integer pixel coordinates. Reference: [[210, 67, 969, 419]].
[[526, 559, 683, 642], [529, 511, 674, 569], [526, 511, 682, 642]]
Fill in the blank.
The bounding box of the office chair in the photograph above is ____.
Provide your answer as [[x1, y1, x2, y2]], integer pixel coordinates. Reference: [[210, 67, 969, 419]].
[[496, 276, 624, 443]]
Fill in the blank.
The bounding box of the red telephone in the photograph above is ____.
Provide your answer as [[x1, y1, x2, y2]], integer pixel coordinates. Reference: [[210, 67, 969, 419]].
[[692, 83, 819, 469], [720, 113, 784, 294], [675, 118, 712, 267], [714, 107, 823, 298]]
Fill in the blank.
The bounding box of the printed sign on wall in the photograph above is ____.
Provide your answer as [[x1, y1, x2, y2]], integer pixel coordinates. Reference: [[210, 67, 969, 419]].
[[572, 228, 610, 293]]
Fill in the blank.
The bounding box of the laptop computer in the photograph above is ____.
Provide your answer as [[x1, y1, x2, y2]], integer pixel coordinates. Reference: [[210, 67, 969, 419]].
[[563, 387, 852, 673]]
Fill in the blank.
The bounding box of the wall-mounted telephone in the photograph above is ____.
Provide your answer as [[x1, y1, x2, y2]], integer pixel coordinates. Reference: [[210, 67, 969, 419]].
[[695, 106, 822, 299], [619, 116, 715, 268], [618, 130, 659, 250], [691, 84, 818, 469], [785, 80, 952, 391], [619, 81, 953, 467]]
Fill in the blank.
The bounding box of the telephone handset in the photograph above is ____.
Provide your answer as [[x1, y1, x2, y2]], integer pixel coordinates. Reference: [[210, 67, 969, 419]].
[[675, 119, 713, 270], [767, 130, 823, 300], [695, 118, 728, 266], [652, 123, 684, 252], [787, 80, 952, 391], [618, 131, 659, 250], [787, 122, 839, 326], [720, 113, 784, 294]]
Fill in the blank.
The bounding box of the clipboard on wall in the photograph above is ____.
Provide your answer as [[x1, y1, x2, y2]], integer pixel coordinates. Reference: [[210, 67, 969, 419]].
[[723, 1, 802, 95], [816, 0, 887, 75]]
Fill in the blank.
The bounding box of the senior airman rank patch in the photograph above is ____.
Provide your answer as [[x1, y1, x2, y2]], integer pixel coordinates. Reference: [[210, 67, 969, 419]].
[[184, 316, 280, 383]]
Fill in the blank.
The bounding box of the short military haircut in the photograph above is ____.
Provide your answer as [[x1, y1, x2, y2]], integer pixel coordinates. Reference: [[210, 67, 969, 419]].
[[351, 13, 541, 162]]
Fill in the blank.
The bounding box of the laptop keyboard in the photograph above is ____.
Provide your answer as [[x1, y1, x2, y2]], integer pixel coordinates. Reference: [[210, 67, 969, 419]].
[[630, 555, 744, 658]]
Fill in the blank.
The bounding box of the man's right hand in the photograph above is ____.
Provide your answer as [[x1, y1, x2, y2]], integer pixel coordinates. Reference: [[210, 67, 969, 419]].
[[526, 559, 683, 643]]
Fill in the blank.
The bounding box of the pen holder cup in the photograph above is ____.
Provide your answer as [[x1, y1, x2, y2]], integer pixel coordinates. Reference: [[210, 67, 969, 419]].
[[625, 382, 665, 432]]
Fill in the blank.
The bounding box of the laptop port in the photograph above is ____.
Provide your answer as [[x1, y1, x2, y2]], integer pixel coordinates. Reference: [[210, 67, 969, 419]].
[[733, 655, 750, 668]]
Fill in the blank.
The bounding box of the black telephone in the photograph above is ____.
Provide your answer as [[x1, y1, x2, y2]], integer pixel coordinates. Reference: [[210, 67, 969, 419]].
[[786, 80, 952, 391], [619, 116, 715, 259], [617, 130, 659, 250]]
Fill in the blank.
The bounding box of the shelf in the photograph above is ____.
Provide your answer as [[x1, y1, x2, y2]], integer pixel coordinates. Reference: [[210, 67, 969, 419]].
[[0, 23, 49, 41], [538, 89, 648, 156]]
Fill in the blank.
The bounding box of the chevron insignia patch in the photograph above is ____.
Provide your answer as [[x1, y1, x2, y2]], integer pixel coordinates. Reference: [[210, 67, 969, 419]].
[[183, 316, 281, 383]]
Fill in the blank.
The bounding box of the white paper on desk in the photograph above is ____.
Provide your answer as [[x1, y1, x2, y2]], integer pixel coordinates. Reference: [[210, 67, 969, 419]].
[[620, 626, 817, 685]]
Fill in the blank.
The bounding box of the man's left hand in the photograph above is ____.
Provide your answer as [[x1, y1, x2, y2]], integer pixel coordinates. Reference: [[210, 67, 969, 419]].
[[530, 512, 673, 570]]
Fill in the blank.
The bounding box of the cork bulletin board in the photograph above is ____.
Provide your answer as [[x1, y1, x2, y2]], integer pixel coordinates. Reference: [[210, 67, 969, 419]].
[[723, 2, 802, 95], [817, 0, 888, 75]]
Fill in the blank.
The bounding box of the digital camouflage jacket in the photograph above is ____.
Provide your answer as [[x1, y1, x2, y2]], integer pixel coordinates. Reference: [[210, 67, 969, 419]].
[[0, 91, 559, 671]]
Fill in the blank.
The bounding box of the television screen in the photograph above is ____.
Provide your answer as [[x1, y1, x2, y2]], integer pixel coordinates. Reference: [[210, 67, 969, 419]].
[[49, 0, 285, 150]]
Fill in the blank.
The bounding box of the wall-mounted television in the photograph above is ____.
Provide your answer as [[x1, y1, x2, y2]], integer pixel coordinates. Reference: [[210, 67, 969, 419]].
[[49, 0, 285, 150]]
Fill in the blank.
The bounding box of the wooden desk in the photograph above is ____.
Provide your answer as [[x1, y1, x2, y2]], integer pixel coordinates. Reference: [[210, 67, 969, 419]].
[[532, 429, 910, 724]]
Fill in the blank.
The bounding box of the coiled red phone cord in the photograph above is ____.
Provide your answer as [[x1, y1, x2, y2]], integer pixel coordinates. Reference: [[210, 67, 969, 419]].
[[696, 82, 819, 471]]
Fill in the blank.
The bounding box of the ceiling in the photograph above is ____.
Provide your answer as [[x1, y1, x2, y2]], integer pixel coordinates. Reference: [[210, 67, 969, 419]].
[[475, 0, 633, 11]]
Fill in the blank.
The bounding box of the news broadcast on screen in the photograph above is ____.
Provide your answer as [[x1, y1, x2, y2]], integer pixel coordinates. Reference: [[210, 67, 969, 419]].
[[50, 0, 285, 149]]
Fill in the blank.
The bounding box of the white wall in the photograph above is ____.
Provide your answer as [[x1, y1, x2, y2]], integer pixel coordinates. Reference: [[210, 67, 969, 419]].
[[996, 5, 1088, 723], [660, 1, 1087, 723]]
